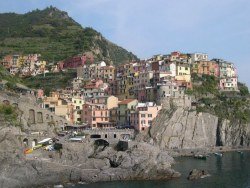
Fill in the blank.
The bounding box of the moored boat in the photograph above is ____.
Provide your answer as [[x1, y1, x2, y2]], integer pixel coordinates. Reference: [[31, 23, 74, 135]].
[[194, 154, 207, 160], [214, 152, 223, 157]]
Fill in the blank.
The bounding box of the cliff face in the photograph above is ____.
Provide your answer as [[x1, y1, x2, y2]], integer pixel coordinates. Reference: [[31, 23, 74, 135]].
[[146, 108, 250, 149]]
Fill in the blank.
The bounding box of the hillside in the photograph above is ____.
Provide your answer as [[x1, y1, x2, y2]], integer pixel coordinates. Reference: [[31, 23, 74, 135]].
[[0, 65, 23, 90], [23, 69, 77, 95], [0, 6, 138, 64], [186, 74, 250, 123]]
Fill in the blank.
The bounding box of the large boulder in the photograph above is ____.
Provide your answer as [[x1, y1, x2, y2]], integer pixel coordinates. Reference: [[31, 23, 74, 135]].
[[187, 169, 210, 180]]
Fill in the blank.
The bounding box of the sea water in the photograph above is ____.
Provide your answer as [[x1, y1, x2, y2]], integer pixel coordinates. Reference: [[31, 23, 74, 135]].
[[68, 151, 250, 188]]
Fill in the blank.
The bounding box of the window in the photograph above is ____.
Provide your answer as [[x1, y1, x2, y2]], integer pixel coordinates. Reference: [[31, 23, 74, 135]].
[[148, 114, 152, 118], [77, 111, 81, 114], [93, 117, 96, 121], [74, 100, 76, 103], [77, 118, 81, 121], [76, 106, 80, 110], [141, 114, 145, 118]]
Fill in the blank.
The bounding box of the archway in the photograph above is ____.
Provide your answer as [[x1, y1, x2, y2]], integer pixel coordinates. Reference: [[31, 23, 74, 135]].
[[23, 138, 29, 146], [28, 109, 35, 124], [90, 134, 101, 139], [94, 139, 109, 147], [37, 112, 43, 123], [12, 103, 18, 108], [3, 100, 10, 105]]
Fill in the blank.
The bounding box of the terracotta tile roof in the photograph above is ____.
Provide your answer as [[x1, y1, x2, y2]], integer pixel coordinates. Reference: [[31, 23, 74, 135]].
[[118, 99, 136, 105]]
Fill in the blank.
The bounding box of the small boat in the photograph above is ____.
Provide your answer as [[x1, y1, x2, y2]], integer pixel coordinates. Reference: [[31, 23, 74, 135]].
[[237, 151, 243, 154], [201, 174, 211, 179], [194, 154, 207, 160], [33, 144, 43, 150], [54, 185, 64, 188], [214, 152, 223, 157]]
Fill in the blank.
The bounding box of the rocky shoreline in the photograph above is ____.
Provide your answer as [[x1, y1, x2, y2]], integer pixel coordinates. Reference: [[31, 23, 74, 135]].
[[1, 128, 250, 188], [0, 127, 180, 188], [168, 146, 250, 157]]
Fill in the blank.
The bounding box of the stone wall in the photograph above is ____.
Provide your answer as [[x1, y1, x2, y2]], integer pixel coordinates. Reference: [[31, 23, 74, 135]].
[[84, 129, 134, 144], [0, 91, 69, 132]]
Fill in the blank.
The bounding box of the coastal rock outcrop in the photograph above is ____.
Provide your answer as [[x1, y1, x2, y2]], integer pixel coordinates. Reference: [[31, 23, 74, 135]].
[[141, 108, 250, 150], [187, 169, 210, 180], [0, 126, 179, 188]]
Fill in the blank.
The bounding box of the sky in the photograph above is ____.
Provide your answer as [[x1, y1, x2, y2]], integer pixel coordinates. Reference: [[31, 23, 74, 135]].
[[0, 0, 250, 87]]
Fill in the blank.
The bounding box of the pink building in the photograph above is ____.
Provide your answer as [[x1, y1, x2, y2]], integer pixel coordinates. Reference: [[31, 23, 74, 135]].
[[82, 103, 110, 129], [130, 102, 162, 131], [82, 96, 118, 129], [219, 77, 238, 91], [37, 89, 44, 98]]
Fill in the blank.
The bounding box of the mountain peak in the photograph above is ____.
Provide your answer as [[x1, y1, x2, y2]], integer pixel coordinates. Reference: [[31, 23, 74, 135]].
[[0, 8, 138, 64], [44, 6, 70, 19]]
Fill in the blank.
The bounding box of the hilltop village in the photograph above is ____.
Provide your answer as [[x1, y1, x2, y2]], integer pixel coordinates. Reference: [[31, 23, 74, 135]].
[[0, 51, 240, 132]]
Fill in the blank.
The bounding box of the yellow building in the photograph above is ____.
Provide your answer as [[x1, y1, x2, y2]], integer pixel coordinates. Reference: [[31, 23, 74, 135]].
[[72, 97, 85, 123], [17, 56, 26, 68], [176, 64, 191, 82]]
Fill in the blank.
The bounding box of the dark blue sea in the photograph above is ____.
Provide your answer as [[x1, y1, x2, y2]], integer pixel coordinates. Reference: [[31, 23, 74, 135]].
[[67, 151, 250, 188]]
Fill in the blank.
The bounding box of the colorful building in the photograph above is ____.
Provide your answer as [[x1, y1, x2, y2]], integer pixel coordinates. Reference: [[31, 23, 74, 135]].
[[195, 61, 220, 77], [82, 95, 118, 129], [117, 99, 138, 128], [130, 102, 162, 131], [190, 53, 208, 63], [175, 63, 191, 83], [220, 77, 238, 91]]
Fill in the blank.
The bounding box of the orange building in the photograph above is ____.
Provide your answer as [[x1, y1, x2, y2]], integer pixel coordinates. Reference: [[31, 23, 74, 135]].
[[196, 61, 219, 77]]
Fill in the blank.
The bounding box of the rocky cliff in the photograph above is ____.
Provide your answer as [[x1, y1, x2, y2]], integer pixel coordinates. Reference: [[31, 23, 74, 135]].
[[0, 125, 179, 188], [142, 108, 250, 150]]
